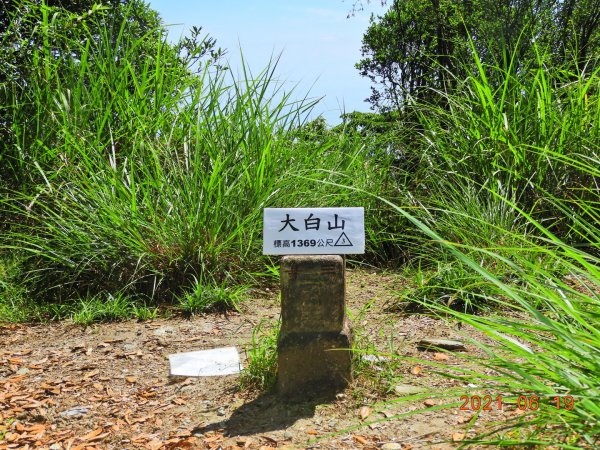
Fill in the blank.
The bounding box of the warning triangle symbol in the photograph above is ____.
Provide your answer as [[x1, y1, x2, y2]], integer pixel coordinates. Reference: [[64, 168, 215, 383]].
[[334, 232, 353, 247]]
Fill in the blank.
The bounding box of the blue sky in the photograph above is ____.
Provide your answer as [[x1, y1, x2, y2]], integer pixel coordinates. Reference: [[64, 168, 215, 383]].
[[147, 1, 387, 125]]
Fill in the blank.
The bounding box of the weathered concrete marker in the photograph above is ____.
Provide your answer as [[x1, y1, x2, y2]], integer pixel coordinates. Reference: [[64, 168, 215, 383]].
[[263, 207, 364, 396], [277, 255, 352, 395]]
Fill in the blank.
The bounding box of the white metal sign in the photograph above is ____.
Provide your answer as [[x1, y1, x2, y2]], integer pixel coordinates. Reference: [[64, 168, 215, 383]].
[[263, 207, 365, 255]]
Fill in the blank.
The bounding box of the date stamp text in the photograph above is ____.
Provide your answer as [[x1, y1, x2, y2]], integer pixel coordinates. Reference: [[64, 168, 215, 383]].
[[459, 395, 575, 411]]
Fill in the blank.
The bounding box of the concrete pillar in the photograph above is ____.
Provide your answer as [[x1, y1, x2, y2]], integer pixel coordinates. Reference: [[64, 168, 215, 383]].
[[277, 255, 352, 396]]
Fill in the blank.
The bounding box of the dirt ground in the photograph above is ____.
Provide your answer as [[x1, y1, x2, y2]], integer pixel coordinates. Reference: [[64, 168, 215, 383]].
[[1, 269, 518, 450]]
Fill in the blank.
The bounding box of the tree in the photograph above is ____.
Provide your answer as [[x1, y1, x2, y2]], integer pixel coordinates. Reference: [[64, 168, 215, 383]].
[[356, 0, 469, 111], [0, 0, 221, 188], [357, 0, 600, 112], [1, 1, 156, 187]]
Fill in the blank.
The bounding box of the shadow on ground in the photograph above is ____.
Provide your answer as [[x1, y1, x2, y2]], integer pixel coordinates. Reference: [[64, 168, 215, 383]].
[[194, 391, 336, 436]]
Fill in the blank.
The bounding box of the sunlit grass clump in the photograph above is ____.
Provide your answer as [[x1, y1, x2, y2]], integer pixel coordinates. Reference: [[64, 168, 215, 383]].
[[0, 1, 387, 312], [381, 41, 600, 446]]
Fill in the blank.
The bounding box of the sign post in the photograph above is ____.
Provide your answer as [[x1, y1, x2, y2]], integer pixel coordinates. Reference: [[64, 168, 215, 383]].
[[263, 208, 364, 396]]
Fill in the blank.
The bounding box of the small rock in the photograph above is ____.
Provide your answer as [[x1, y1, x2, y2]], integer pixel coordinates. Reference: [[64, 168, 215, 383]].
[[381, 443, 403, 450], [180, 384, 196, 393], [123, 343, 137, 351], [60, 407, 89, 417], [16, 368, 30, 376], [328, 420, 338, 428], [49, 444, 61, 450], [283, 431, 294, 440], [362, 354, 389, 363], [216, 406, 226, 416], [417, 338, 466, 351], [153, 326, 175, 336], [394, 384, 426, 396]]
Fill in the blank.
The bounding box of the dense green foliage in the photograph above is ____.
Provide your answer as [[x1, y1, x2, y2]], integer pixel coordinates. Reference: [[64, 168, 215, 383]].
[[0, 0, 221, 190], [376, 25, 600, 448], [358, 0, 600, 111]]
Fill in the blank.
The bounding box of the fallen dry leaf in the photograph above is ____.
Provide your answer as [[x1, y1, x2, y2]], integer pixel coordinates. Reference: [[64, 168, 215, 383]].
[[80, 427, 103, 441], [5, 432, 20, 441], [164, 437, 196, 449], [126, 376, 137, 384], [411, 366, 423, 376], [306, 429, 318, 435], [359, 405, 371, 420], [83, 369, 100, 380], [260, 435, 278, 445], [203, 434, 223, 443], [433, 352, 449, 361], [452, 432, 466, 441], [424, 399, 436, 407], [353, 435, 369, 445], [8, 374, 28, 383], [132, 433, 153, 443], [70, 444, 89, 450], [145, 438, 164, 450]]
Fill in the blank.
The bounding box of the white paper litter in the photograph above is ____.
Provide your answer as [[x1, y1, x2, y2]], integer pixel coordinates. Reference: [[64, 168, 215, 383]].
[[168, 347, 242, 377]]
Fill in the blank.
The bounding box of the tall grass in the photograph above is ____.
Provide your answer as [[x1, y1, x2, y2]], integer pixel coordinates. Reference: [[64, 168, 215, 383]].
[[384, 40, 600, 445], [415, 42, 599, 230], [0, 2, 390, 306], [390, 38, 600, 309], [384, 184, 600, 446]]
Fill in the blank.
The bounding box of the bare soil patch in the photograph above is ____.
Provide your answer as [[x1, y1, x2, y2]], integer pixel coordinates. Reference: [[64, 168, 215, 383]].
[[1, 269, 516, 449]]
